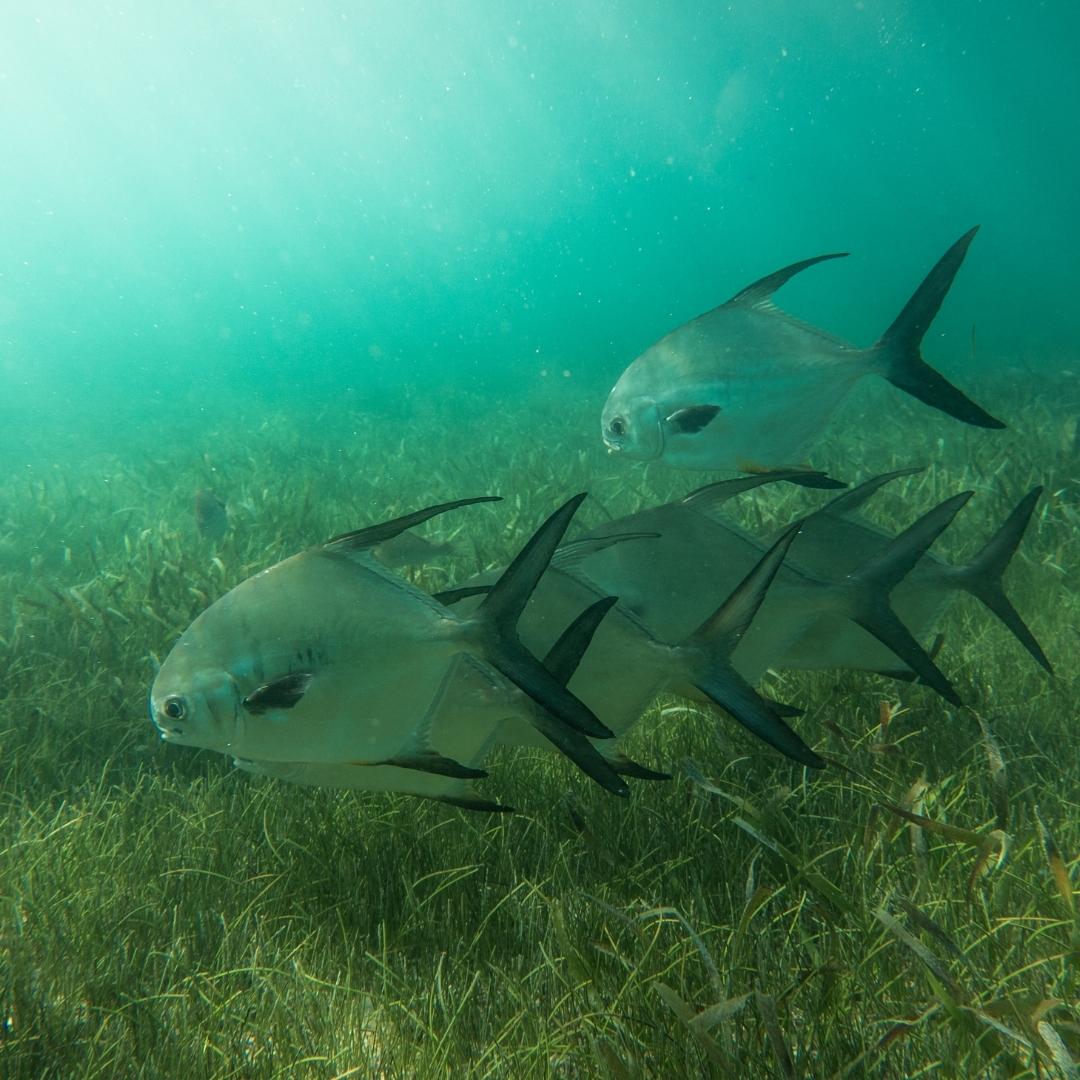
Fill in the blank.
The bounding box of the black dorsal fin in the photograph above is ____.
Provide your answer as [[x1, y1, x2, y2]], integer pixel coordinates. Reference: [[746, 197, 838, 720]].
[[682, 470, 840, 519], [725, 251, 849, 308], [810, 467, 925, 520], [551, 532, 659, 575], [322, 496, 500, 554]]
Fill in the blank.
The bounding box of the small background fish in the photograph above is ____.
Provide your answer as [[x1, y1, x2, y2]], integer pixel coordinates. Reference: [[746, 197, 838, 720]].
[[193, 489, 228, 543], [372, 530, 457, 568]]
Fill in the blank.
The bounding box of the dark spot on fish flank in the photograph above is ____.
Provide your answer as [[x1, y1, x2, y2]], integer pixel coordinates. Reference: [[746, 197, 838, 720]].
[[242, 671, 314, 714], [664, 404, 721, 435]]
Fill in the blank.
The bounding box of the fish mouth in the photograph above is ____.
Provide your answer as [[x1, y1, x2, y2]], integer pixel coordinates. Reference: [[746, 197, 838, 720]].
[[148, 696, 176, 739], [602, 436, 663, 462]]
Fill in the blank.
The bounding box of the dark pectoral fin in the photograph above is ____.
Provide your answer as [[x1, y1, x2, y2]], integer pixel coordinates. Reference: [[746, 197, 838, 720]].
[[664, 404, 721, 434], [242, 672, 314, 714]]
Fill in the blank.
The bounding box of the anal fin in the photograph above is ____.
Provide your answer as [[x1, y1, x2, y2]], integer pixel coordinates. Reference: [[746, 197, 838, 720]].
[[430, 791, 515, 814], [365, 753, 487, 780], [605, 751, 672, 782]]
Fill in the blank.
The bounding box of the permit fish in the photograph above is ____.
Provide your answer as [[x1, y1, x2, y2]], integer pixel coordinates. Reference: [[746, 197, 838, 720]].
[[235, 593, 640, 808], [440, 517, 825, 770], [545, 474, 965, 697], [565, 471, 1049, 687], [769, 470, 1052, 678], [441, 468, 1048, 776], [245, 525, 817, 801], [151, 490, 813, 806], [601, 228, 1004, 471], [149, 495, 625, 808]]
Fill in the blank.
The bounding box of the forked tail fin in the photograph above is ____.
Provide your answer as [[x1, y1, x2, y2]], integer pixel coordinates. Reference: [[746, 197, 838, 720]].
[[530, 595, 630, 797], [674, 522, 825, 769], [840, 491, 973, 704], [472, 493, 614, 741], [944, 487, 1053, 674], [871, 227, 1005, 430]]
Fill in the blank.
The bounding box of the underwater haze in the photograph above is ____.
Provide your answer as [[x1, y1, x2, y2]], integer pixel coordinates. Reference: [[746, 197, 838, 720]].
[[3, 3, 1080, 1078], [2, 0, 1077, 443]]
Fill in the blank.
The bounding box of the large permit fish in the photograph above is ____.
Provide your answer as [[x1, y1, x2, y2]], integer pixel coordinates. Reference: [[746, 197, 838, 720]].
[[601, 228, 1004, 471], [151, 489, 818, 806], [150, 495, 626, 809], [567, 472, 1048, 681]]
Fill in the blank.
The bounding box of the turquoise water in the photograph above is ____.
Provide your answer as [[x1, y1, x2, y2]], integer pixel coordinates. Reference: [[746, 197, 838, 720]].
[[2, 2, 1076, 441]]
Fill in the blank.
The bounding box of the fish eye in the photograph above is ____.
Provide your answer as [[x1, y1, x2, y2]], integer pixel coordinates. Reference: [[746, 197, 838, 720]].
[[163, 696, 186, 721], [609, 417, 626, 437]]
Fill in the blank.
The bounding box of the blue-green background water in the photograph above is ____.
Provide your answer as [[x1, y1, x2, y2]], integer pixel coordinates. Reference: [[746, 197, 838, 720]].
[[1, 1, 1076, 446]]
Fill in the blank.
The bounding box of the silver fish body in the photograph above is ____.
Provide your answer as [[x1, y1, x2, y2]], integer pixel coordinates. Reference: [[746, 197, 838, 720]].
[[602, 299, 864, 469], [434, 470, 1043, 776], [444, 515, 829, 768], [570, 474, 1046, 683], [151, 545, 466, 765], [149, 496, 624, 806]]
